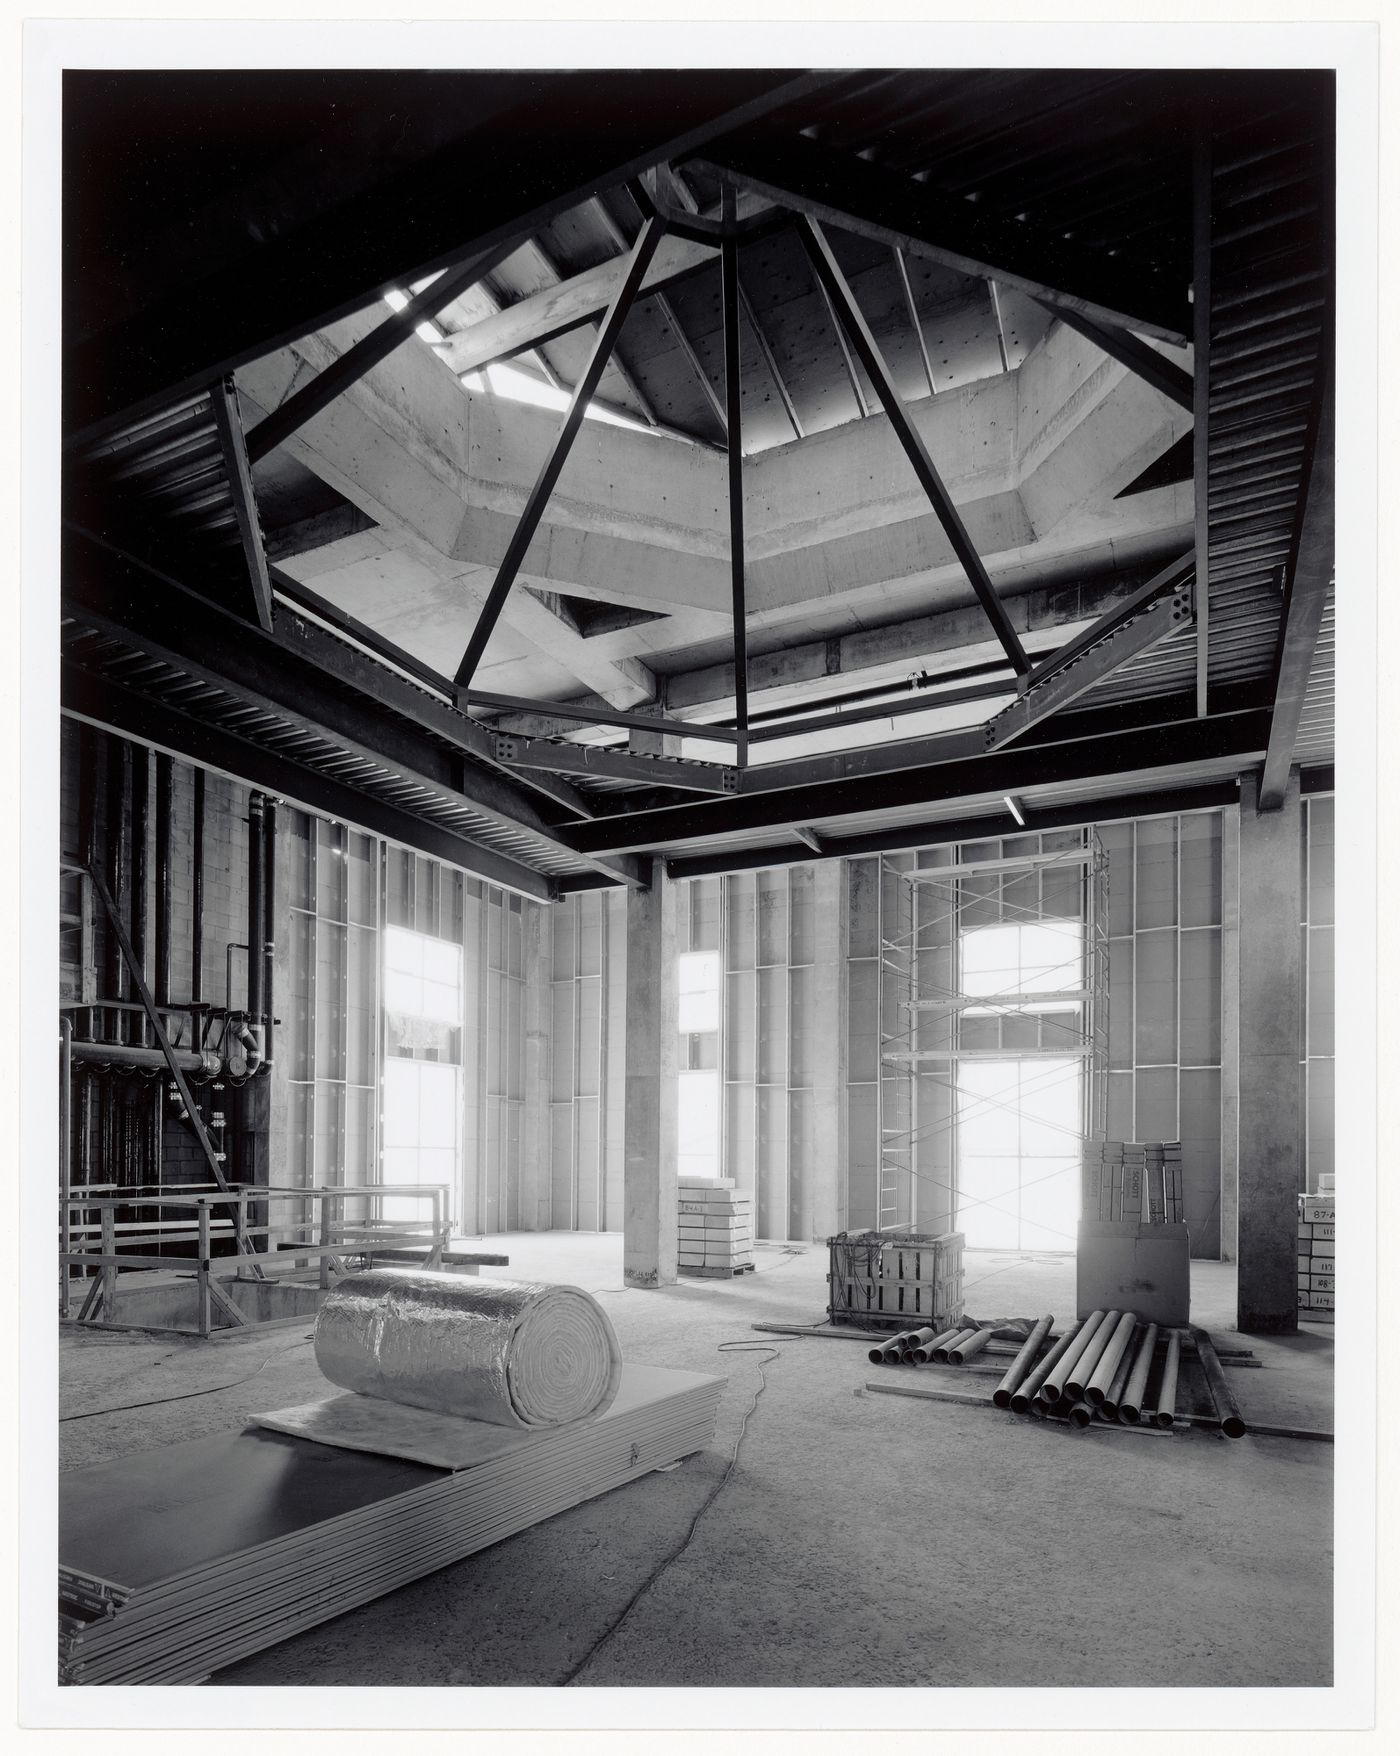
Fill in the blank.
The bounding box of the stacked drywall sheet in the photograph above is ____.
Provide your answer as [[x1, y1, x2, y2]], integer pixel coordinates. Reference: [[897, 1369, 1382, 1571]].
[[1297, 1192, 1335, 1323], [59, 1362, 721, 1686], [678, 1177, 754, 1277], [1083, 1141, 1184, 1223]]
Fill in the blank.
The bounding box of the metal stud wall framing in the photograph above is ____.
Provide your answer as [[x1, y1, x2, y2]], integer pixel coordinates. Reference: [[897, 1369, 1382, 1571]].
[[284, 813, 380, 1237], [1099, 810, 1226, 1256], [548, 889, 625, 1231]]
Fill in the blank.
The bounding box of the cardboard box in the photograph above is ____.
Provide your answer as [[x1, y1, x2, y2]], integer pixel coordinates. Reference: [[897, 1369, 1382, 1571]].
[[1312, 1223, 1335, 1241], [1076, 1220, 1190, 1325], [1300, 1198, 1334, 1223], [1310, 1237, 1334, 1259]]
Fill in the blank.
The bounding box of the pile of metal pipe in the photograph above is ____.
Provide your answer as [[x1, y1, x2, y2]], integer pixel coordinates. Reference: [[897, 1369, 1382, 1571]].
[[1008, 1315, 1196, 1434]]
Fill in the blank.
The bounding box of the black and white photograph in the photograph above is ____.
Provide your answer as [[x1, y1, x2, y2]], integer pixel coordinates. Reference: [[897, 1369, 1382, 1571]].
[[13, 12, 1387, 1739]]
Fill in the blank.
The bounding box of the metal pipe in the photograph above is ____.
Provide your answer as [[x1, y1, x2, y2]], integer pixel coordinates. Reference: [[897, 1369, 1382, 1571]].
[[246, 793, 265, 1023], [1086, 1309, 1139, 1405], [261, 797, 276, 1070], [70, 1040, 220, 1076], [869, 1332, 907, 1365], [154, 752, 173, 1009], [993, 1314, 1054, 1409], [130, 747, 149, 1047], [910, 1324, 966, 1364], [1119, 1322, 1160, 1424], [899, 1327, 936, 1361], [1011, 1318, 1086, 1413], [1193, 1328, 1248, 1438], [932, 1327, 977, 1363], [1155, 1328, 1184, 1430], [1100, 1327, 1139, 1421], [191, 768, 205, 1003], [1040, 1310, 1107, 1405], [946, 1328, 994, 1365], [1066, 1398, 1095, 1428], [1065, 1309, 1121, 1403], [59, 1018, 73, 1316]]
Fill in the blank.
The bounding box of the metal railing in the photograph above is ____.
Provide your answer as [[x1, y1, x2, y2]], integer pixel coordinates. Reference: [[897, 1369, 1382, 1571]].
[[62, 1182, 451, 1337]]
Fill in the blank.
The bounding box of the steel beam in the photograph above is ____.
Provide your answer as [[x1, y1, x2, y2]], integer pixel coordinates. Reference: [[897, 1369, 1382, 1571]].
[[1258, 361, 1333, 810], [1024, 552, 1195, 688], [695, 132, 1191, 342], [454, 213, 668, 691], [983, 585, 1195, 751], [464, 689, 738, 744], [63, 668, 561, 903], [62, 526, 647, 891], [1194, 109, 1214, 717], [245, 240, 521, 464], [208, 379, 274, 631], [797, 216, 1030, 679], [722, 191, 752, 765], [494, 735, 738, 796], [66, 70, 832, 443], [562, 710, 1271, 856], [1038, 302, 1194, 411], [663, 781, 1244, 880]]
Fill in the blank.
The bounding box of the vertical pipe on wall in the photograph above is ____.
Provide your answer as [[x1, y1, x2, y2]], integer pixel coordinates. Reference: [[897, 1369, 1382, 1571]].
[[190, 767, 206, 1006], [247, 793, 265, 1026], [262, 799, 277, 1066], [154, 753, 173, 1010]]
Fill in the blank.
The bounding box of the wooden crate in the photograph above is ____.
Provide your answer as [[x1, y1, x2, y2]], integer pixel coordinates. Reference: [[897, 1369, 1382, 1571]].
[[826, 1231, 964, 1331]]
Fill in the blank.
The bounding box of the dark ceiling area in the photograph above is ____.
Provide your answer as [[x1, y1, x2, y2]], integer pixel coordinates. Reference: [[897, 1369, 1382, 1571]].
[[60, 66, 1335, 900]]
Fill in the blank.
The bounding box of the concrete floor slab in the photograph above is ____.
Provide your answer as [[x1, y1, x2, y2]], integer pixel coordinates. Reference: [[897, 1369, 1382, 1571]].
[[59, 1236, 1333, 1689]]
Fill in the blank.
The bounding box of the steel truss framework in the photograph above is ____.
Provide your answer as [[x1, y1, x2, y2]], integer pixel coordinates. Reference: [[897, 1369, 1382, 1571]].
[[61, 71, 1334, 887]]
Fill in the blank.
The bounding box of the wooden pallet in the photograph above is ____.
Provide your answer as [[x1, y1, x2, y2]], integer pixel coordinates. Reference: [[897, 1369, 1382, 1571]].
[[679, 1262, 756, 1278]]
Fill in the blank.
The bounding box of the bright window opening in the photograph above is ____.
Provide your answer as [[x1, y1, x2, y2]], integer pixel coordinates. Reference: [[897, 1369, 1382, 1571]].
[[384, 925, 463, 1024], [678, 950, 721, 1180], [955, 920, 1084, 1250], [382, 926, 464, 1223], [961, 920, 1085, 1012], [382, 289, 654, 433]]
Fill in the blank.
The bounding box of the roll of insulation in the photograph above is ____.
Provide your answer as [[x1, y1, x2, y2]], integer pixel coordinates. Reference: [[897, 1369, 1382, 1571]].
[[314, 1268, 623, 1429]]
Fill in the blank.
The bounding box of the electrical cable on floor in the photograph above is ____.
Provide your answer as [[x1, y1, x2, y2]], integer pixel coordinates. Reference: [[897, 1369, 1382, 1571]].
[[60, 1337, 315, 1422], [560, 1341, 780, 1686]]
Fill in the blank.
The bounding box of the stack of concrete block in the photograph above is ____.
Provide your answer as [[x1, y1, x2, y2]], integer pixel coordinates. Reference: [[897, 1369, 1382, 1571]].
[[1297, 1191, 1335, 1323], [1082, 1141, 1183, 1223], [677, 1178, 754, 1277]]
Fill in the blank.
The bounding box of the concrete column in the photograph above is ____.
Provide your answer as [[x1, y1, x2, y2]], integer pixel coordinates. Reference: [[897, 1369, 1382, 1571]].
[[518, 900, 553, 1231], [623, 859, 679, 1287], [1218, 803, 1241, 1262], [809, 859, 848, 1240], [1236, 771, 1303, 1332]]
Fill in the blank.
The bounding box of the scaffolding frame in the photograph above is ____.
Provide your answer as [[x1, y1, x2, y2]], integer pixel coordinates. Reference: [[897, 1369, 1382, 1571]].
[[877, 832, 1109, 1241]]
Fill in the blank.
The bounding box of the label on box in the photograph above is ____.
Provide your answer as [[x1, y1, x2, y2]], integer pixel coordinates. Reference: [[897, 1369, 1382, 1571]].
[[1312, 1223, 1335, 1241], [1310, 1274, 1335, 1293], [1300, 1200, 1334, 1222], [1301, 1290, 1335, 1309]]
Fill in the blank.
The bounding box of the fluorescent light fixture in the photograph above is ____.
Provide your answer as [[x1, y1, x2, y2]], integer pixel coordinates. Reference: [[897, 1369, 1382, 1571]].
[[1003, 794, 1026, 826]]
